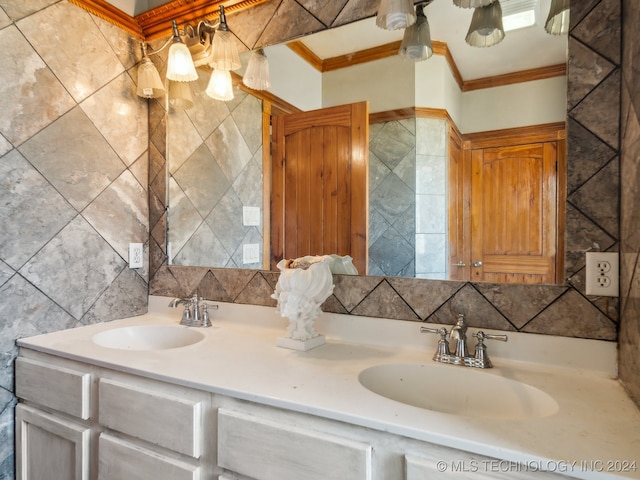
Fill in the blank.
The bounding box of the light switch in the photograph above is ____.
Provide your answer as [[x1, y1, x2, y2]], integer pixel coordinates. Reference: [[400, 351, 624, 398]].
[[243, 244, 260, 264], [243, 206, 261, 226]]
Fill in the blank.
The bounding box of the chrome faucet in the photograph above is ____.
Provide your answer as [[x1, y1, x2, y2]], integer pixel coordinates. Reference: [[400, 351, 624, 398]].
[[420, 314, 507, 368], [169, 294, 218, 327]]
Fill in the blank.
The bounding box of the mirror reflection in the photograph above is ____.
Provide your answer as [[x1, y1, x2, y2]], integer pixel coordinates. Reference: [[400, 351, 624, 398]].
[[166, 0, 568, 284]]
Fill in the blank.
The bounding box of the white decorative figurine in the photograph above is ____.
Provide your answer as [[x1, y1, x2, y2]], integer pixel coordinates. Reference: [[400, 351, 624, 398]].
[[272, 254, 356, 351]]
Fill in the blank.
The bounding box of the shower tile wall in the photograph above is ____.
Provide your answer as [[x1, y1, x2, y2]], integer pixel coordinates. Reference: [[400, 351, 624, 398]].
[[0, 0, 150, 477], [151, 0, 623, 347], [167, 87, 263, 269], [369, 119, 416, 277], [416, 117, 448, 279]]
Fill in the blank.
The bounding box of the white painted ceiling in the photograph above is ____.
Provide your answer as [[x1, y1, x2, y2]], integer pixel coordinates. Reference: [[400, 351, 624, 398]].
[[300, 0, 567, 80], [106, 0, 567, 80]]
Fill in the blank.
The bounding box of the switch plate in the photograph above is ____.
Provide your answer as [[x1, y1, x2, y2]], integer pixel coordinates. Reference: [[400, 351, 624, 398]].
[[585, 252, 618, 297], [243, 244, 260, 264], [129, 243, 143, 269], [243, 206, 261, 226]]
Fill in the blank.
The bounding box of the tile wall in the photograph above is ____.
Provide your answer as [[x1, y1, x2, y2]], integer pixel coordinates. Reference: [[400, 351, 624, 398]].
[[369, 118, 417, 277], [0, 0, 148, 477], [167, 88, 264, 268]]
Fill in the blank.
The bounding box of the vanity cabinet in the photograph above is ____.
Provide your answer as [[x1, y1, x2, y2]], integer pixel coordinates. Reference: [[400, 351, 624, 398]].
[[14, 351, 215, 480], [15, 357, 92, 480], [15, 349, 571, 480]]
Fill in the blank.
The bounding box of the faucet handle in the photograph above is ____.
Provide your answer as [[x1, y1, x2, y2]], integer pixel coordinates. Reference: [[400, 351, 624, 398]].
[[420, 326, 451, 360], [179, 304, 193, 326], [473, 331, 508, 343], [420, 326, 447, 336], [472, 331, 507, 368]]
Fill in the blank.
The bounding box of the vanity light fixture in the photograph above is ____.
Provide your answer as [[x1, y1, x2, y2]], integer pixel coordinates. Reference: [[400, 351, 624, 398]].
[[166, 20, 199, 82], [545, 0, 570, 35], [399, 2, 433, 62], [465, 1, 505, 48], [210, 6, 241, 71], [136, 5, 265, 104], [206, 5, 241, 101], [136, 45, 165, 99], [376, 0, 417, 30], [243, 48, 271, 90]]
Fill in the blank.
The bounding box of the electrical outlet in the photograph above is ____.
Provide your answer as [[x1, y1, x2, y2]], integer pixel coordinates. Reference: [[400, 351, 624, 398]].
[[129, 243, 143, 269], [585, 252, 618, 297]]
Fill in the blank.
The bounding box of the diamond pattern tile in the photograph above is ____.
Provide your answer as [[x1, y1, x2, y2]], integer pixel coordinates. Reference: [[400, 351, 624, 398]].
[[19, 107, 126, 211]]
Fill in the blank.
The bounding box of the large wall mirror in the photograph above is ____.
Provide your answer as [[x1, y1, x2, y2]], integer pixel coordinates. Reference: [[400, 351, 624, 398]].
[[166, 0, 568, 285]]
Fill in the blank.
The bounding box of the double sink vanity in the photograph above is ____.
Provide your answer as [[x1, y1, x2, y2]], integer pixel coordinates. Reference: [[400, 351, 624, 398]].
[[14, 296, 640, 479]]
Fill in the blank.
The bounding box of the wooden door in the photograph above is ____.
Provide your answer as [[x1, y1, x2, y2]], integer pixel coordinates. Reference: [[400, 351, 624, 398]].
[[271, 102, 369, 273], [470, 141, 558, 284]]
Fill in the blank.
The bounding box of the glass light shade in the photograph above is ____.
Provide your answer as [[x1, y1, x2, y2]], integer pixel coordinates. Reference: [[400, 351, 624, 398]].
[[453, 0, 496, 8], [465, 1, 505, 48], [545, 0, 570, 35], [211, 30, 241, 71], [242, 49, 271, 90], [206, 69, 234, 101], [376, 0, 416, 30], [168, 80, 194, 110], [136, 57, 165, 98], [399, 7, 433, 62], [167, 41, 198, 82]]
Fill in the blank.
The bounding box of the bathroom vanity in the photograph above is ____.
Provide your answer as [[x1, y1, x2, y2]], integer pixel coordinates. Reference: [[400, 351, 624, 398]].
[[14, 297, 640, 480]]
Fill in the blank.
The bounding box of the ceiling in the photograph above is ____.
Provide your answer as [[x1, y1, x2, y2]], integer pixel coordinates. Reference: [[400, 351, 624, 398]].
[[299, 0, 567, 80], [98, 0, 567, 80]]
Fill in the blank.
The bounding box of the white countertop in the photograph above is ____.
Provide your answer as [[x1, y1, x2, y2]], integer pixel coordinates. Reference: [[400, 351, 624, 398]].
[[17, 296, 640, 479]]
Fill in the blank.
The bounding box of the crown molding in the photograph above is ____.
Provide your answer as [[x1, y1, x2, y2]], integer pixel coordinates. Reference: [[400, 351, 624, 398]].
[[70, 0, 268, 40]]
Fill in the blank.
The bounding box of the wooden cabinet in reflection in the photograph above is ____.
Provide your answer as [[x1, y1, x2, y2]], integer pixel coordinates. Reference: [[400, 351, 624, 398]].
[[449, 123, 566, 284]]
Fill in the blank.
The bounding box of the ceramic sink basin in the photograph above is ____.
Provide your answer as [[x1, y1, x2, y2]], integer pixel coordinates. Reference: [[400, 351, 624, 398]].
[[358, 363, 559, 420], [92, 325, 205, 351]]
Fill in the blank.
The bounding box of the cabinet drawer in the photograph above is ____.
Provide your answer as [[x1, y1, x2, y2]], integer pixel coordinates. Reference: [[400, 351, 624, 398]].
[[218, 408, 372, 480], [99, 433, 200, 480], [98, 378, 202, 457], [15, 357, 91, 419]]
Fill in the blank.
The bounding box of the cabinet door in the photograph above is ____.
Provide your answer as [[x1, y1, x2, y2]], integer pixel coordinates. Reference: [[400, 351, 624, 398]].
[[98, 433, 200, 480], [16, 404, 90, 480]]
